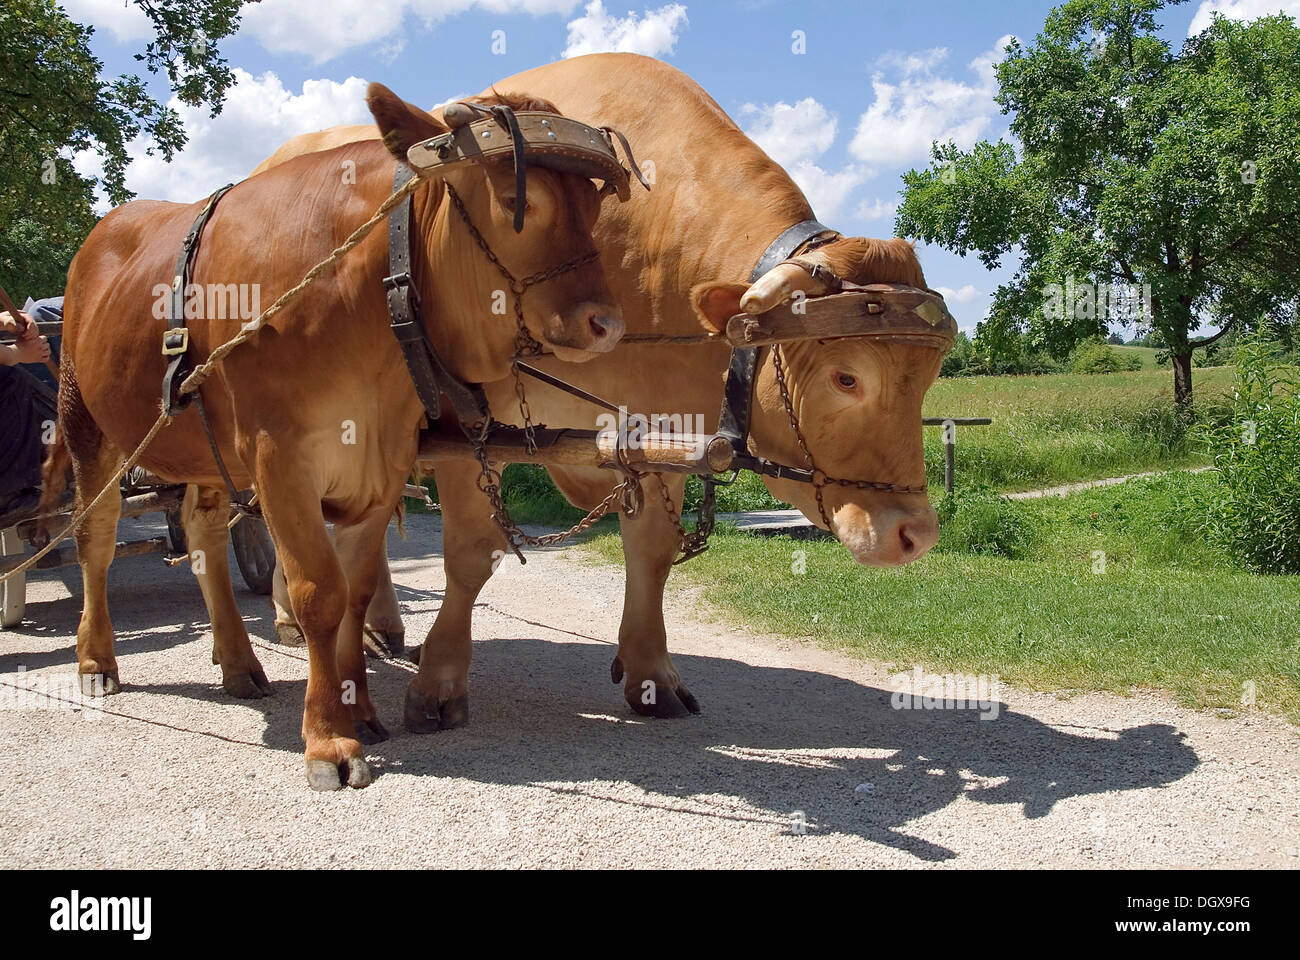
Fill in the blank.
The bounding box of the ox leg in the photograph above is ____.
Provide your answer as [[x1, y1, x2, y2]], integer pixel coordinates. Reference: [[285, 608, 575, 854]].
[[181, 485, 271, 698], [613, 472, 699, 718], [405, 461, 503, 733], [271, 528, 403, 658], [270, 556, 305, 648], [254, 465, 371, 791], [333, 509, 396, 745], [336, 522, 405, 660], [71, 444, 125, 695]]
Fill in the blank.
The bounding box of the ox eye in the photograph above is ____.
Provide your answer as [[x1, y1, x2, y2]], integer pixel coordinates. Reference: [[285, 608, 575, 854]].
[[502, 196, 530, 214], [834, 372, 858, 391]]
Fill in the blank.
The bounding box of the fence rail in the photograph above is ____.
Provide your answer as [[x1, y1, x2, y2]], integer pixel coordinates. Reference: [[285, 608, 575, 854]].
[[923, 417, 993, 494]]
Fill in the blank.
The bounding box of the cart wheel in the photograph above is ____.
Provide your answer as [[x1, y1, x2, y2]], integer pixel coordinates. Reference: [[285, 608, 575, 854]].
[[232, 516, 275, 595], [1, 526, 26, 628], [165, 507, 188, 555]]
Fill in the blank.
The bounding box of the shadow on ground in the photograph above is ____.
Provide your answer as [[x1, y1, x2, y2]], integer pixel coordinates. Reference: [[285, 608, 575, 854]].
[[4, 523, 1200, 862]]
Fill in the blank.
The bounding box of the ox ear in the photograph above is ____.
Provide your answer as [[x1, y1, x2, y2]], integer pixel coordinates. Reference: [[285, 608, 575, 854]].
[[367, 83, 448, 162], [689, 282, 751, 333]]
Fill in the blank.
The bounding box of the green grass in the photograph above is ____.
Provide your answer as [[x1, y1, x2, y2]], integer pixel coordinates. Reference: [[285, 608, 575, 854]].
[[920, 366, 1234, 492], [580, 470, 1300, 722]]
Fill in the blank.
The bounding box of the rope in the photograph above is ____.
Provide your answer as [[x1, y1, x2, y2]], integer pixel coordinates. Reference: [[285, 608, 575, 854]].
[[0, 175, 422, 585]]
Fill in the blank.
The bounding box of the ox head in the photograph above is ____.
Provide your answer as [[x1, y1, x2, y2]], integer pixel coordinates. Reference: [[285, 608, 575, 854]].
[[692, 237, 947, 566], [367, 83, 625, 377]]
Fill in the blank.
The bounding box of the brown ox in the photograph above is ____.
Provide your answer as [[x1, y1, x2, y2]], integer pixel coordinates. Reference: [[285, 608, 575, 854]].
[[56, 83, 625, 790], [252, 54, 946, 729]]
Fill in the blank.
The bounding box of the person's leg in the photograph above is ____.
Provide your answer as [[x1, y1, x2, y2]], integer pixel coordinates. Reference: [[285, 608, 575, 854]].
[[0, 367, 43, 512]]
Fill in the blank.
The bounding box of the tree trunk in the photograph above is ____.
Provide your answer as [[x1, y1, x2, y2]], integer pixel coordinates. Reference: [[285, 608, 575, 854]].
[[1171, 348, 1194, 417]]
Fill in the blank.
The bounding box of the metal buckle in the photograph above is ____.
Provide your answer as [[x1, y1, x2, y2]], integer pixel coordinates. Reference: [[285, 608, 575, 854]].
[[383, 272, 420, 307], [162, 327, 189, 356]]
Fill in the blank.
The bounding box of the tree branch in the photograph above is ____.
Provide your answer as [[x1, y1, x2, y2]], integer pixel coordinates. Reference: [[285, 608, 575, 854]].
[[1189, 317, 1237, 350]]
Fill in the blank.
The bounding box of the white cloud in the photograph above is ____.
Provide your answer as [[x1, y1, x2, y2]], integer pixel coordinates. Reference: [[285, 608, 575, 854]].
[[855, 197, 899, 222], [79, 69, 373, 206], [60, 0, 151, 43], [66, 0, 580, 62], [849, 34, 1014, 170], [1189, 0, 1300, 34], [935, 283, 982, 304], [561, 1, 688, 58], [741, 98, 872, 222]]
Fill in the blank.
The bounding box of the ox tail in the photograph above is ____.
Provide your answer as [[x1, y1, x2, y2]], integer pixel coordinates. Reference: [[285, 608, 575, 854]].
[[35, 356, 101, 540], [35, 427, 71, 540]]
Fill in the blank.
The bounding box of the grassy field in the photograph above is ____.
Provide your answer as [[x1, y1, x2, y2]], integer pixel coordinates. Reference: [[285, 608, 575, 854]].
[[580, 470, 1300, 722], [920, 365, 1233, 492], [1112, 344, 1161, 369]]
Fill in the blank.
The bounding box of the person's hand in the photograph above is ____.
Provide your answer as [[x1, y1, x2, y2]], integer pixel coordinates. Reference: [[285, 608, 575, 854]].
[[13, 333, 50, 364], [16, 311, 39, 341], [0, 309, 37, 338]]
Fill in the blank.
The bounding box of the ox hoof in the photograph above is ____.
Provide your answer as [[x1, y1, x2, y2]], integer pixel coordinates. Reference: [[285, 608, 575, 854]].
[[410, 644, 422, 666], [627, 680, 700, 719], [354, 718, 391, 745], [305, 755, 372, 792], [362, 627, 406, 661], [223, 669, 273, 699], [80, 671, 119, 697], [274, 622, 306, 647], [403, 688, 468, 733]]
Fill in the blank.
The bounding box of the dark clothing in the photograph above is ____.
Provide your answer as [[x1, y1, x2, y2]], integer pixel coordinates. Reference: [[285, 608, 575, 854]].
[[1, 296, 62, 500], [0, 365, 43, 498], [22, 296, 63, 392]]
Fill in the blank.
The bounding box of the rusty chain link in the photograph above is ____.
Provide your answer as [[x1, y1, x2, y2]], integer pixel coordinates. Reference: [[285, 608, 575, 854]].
[[445, 183, 598, 455]]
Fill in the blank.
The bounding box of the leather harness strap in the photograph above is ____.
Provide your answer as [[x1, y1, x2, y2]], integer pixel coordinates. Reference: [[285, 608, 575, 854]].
[[748, 219, 838, 282], [163, 182, 235, 416], [159, 182, 256, 512], [384, 164, 490, 426], [715, 219, 841, 479]]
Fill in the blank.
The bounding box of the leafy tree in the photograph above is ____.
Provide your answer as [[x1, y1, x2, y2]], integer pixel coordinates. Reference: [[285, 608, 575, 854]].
[[941, 330, 976, 376], [0, 0, 248, 299], [1069, 337, 1143, 372], [897, 0, 1300, 412]]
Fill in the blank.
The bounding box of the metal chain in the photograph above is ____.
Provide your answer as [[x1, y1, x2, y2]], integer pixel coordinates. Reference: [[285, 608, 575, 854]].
[[653, 472, 716, 564], [443, 179, 611, 557], [468, 419, 642, 563], [444, 183, 599, 455], [770, 344, 927, 530]]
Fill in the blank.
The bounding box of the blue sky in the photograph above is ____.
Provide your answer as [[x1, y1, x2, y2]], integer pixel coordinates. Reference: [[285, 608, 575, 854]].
[[62, 0, 1299, 333]]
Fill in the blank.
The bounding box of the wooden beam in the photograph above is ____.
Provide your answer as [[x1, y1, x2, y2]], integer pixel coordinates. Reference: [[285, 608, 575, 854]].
[[724, 284, 958, 348]]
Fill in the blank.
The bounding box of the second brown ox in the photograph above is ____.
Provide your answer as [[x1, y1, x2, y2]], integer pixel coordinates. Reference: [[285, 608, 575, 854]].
[[252, 54, 949, 728]]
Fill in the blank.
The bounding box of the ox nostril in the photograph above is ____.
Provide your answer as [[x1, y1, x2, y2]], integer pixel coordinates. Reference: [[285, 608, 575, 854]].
[[895, 515, 938, 563], [899, 526, 917, 558], [589, 314, 609, 339]]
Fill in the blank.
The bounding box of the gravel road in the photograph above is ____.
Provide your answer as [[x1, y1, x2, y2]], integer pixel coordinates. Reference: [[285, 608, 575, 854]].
[[1, 513, 1295, 868]]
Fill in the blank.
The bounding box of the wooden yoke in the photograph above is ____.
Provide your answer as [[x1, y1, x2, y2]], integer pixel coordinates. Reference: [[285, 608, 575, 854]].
[[724, 283, 958, 351], [416, 425, 734, 475]]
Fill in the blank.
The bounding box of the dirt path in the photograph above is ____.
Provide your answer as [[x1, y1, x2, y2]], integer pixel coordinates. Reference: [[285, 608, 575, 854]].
[[1, 513, 1295, 868], [1003, 466, 1214, 499]]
